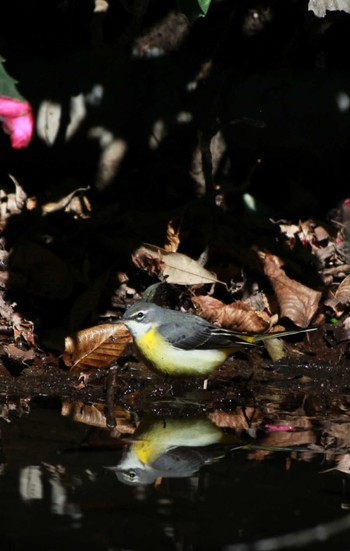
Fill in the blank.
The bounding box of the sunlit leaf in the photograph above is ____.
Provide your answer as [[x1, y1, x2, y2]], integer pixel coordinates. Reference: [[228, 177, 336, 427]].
[[308, 0, 350, 17], [63, 323, 132, 372], [162, 251, 220, 284], [177, 0, 212, 20], [262, 253, 321, 328], [0, 57, 25, 100], [132, 243, 222, 285], [164, 219, 181, 252]]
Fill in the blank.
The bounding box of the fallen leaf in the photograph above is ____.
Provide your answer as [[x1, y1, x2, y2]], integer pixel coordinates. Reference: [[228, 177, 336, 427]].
[[208, 407, 261, 431], [3, 343, 35, 364], [0, 174, 28, 220], [132, 243, 222, 285], [192, 295, 306, 361], [164, 219, 181, 252], [309, 0, 350, 18], [192, 295, 271, 332], [261, 253, 321, 328], [41, 186, 91, 217], [61, 400, 136, 436], [261, 428, 316, 449], [63, 323, 132, 372], [12, 313, 36, 346], [279, 223, 300, 239], [324, 275, 350, 317]]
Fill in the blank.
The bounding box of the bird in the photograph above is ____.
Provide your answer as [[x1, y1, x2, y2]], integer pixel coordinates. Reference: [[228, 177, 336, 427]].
[[107, 417, 227, 486], [119, 301, 316, 378]]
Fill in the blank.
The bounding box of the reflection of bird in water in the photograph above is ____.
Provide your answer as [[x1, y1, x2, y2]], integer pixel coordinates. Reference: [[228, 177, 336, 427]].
[[107, 417, 231, 486]]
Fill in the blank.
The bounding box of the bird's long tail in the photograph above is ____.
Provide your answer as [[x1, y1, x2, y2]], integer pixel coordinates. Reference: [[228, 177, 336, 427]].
[[215, 326, 317, 345]]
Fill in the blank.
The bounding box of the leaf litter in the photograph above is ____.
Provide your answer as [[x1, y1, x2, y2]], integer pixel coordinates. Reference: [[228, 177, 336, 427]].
[[0, 166, 350, 453]]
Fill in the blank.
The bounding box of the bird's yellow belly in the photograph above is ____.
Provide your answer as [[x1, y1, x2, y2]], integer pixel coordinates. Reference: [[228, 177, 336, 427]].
[[136, 327, 233, 376]]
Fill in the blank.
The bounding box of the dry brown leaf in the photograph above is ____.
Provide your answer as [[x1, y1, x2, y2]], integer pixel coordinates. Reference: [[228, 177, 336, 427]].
[[208, 407, 262, 431], [40, 186, 91, 216], [63, 323, 132, 372], [324, 275, 350, 317], [12, 313, 36, 346], [3, 343, 35, 364], [132, 244, 164, 278], [192, 295, 271, 333], [164, 219, 181, 252], [262, 253, 321, 328], [314, 225, 329, 243], [262, 428, 316, 448], [0, 174, 28, 220], [61, 400, 136, 436], [132, 243, 222, 285]]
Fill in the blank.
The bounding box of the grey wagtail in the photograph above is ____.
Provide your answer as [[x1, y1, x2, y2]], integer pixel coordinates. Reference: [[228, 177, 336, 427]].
[[108, 417, 226, 485], [120, 301, 316, 377]]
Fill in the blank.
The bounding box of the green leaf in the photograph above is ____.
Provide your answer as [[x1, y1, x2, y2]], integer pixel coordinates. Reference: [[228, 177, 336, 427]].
[[177, 0, 212, 21], [197, 0, 211, 15], [0, 58, 25, 101]]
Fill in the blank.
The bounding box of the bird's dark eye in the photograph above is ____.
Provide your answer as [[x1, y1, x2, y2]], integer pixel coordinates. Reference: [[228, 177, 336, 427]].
[[128, 470, 136, 479], [136, 311, 145, 320]]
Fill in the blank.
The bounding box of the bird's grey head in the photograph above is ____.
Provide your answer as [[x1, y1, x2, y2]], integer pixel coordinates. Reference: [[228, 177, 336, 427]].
[[121, 302, 160, 337], [115, 467, 157, 486]]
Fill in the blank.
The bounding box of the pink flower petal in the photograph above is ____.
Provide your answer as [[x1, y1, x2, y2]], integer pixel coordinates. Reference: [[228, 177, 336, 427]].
[[0, 97, 34, 149], [264, 424, 294, 433]]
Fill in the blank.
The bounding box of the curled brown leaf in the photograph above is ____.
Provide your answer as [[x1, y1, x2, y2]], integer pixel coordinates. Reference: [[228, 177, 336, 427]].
[[324, 275, 350, 317], [164, 219, 181, 252], [63, 323, 132, 373], [262, 253, 321, 328], [192, 295, 271, 333]]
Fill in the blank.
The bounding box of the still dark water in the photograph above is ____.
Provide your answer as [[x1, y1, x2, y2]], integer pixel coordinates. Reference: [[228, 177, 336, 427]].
[[0, 396, 349, 551]]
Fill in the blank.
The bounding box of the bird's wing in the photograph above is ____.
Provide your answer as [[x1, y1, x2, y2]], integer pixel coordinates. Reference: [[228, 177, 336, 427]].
[[158, 319, 254, 351]]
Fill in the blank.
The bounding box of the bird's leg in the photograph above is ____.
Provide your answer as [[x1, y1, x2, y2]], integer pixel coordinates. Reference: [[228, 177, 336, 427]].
[[105, 365, 119, 430]]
